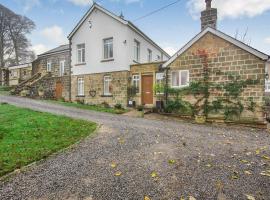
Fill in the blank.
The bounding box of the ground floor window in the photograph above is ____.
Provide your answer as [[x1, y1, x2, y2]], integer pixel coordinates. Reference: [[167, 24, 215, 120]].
[[132, 74, 140, 93], [104, 75, 112, 95], [172, 70, 189, 87], [77, 78, 84, 96], [156, 72, 164, 94]]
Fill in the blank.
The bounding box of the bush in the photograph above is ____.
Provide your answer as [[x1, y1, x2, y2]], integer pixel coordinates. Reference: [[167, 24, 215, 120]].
[[114, 103, 123, 110], [137, 105, 144, 111], [76, 99, 85, 105], [164, 99, 193, 115], [101, 101, 110, 108]]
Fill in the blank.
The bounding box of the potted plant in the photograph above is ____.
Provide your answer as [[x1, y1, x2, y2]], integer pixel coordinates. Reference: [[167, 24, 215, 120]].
[[38, 85, 44, 97], [154, 83, 165, 110], [127, 85, 137, 107]]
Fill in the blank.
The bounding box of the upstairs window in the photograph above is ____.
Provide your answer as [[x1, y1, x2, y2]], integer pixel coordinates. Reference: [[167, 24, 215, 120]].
[[132, 74, 140, 93], [156, 55, 161, 61], [77, 44, 85, 64], [104, 76, 112, 95], [103, 38, 113, 59], [77, 78, 84, 96], [147, 49, 152, 62], [59, 60, 65, 76], [47, 62, 52, 72], [172, 70, 189, 87], [134, 40, 140, 62]]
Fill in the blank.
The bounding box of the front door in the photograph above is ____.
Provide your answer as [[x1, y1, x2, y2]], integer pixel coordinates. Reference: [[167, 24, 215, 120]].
[[142, 75, 153, 105], [55, 81, 63, 99]]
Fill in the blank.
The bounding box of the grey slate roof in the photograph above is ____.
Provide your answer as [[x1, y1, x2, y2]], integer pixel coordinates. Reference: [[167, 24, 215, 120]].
[[38, 44, 70, 57]]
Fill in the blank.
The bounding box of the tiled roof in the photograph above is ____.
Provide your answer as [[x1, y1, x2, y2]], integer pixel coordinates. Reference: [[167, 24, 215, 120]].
[[38, 44, 69, 57]]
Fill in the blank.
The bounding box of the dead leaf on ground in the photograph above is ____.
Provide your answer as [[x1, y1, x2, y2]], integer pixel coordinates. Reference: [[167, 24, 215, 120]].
[[144, 196, 151, 200], [168, 159, 176, 164], [244, 171, 252, 175], [180, 196, 185, 200], [245, 194, 255, 200], [189, 196, 196, 200], [151, 171, 158, 178], [231, 171, 239, 179], [118, 137, 125, 144], [255, 149, 260, 155], [241, 160, 249, 164], [205, 164, 212, 168], [261, 155, 270, 160], [115, 171, 122, 176], [111, 162, 117, 168], [260, 170, 270, 177]]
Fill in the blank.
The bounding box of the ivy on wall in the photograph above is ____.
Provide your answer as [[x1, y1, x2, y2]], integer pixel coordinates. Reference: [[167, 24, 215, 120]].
[[165, 49, 259, 121]]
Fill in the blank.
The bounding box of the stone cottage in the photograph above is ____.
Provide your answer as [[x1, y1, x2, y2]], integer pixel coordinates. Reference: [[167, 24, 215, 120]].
[[8, 63, 32, 86], [31, 44, 71, 100], [159, 0, 269, 126], [68, 3, 170, 107]]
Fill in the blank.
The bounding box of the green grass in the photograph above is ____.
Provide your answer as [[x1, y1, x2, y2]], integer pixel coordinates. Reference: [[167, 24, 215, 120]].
[[0, 103, 97, 177], [0, 86, 11, 95], [47, 100, 128, 114]]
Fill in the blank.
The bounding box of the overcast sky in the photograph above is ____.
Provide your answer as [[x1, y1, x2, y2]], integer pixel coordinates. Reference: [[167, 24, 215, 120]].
[[1, 0, 270, 56]]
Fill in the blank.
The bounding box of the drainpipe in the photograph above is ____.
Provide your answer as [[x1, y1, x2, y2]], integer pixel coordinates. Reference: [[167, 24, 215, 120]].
[[68, 39, 72, 102], [165, 67, 169, 105]]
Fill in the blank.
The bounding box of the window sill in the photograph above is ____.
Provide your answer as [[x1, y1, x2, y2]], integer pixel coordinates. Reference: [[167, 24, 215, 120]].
[[101, 58, 114, 63], [101, 95, 113, 97], [76, 95, 85, 98], [75, 63, 86, 66]]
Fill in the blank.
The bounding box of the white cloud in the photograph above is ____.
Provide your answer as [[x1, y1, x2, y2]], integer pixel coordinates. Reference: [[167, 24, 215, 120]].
[[187, 0, 270, 20], [68, 0, 93, 6], [16, 0, 40, 12], [31, 44, 49, 55], [40, 25, 68, 45], [265, 37, 270, 44], [164, 46, 177, 56]]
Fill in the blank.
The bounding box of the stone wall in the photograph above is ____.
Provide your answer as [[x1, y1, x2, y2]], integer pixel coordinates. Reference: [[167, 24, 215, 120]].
[[167, 32, 266, 123], [31, 50, 71, 100], [130, 62, 165, 106], [71, 71, 130, 107]]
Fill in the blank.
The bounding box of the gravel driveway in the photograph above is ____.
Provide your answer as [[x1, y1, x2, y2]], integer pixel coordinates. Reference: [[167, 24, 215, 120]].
[[0, 95, 269, 200]]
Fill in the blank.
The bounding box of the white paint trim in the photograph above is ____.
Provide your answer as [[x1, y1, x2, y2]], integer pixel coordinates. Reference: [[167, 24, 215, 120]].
[[163, 27, 269, 68]]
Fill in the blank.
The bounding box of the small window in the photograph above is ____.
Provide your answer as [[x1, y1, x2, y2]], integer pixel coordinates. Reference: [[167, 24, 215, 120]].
[[103, 38, 113, 59], [134, 40, 140, 62], [147, 49, 152, 62], [132, 75, 140, 93], [157, 55, 161, 61], [47, 62, 52, 72], [104, 76, 112, 95], [171, 70, 189, 87], [77, 44, 85, 64], [77, 78, 84, 96], [59, 60, 65, 76]]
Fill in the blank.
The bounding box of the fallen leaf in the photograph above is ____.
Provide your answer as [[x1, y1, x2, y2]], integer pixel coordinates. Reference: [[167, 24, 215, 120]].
[[151, 171, 158, 178], [245, 194, 255, 200], [111, 162, 117, 168], [144, 196, 151, 200], [189, 196, 196, 200], [115, 171, 122, 176], [169, 159, 176, 164], [244, 171, 252, 175], [246, 152, 252, 156], [241, 160, 249, 164], [261, 155, 270, 160], [231, 171, 239, 179], [255, 149, 260, 155], [180, 196, 185, 200], [118, 137, 125, 144], [205, 164, 212, 168], [260, 170, 270, 177]]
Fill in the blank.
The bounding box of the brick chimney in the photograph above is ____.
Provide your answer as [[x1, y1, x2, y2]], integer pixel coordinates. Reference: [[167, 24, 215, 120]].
[[201, 0, 217, 31]]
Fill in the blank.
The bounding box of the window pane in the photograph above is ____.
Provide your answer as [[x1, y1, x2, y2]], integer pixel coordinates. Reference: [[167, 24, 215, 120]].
[[82, 48, 85, 63], [78, 50, 81, 63], [181, 71, 188, 86], [172, 72, 179, 86]]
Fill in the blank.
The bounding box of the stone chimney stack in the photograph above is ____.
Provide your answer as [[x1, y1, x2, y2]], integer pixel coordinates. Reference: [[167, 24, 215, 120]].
[[201, 0, 217, 31]]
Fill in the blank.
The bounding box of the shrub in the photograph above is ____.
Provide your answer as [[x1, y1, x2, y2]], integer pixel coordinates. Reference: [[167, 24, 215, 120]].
[[76, 99, 85, 105], [101, 101, 110, 108], [38, 85, 44, 92], [137, 105, 144, 111], [114, 103, 123, 110], [164, 99, 193, 115]]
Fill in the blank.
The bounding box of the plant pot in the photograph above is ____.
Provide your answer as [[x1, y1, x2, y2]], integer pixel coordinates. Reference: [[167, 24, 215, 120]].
[[156, 100, 164, 110], [128, 100, 136, 108], [195, 115, 206, 124], [38, 91, 44, 97]]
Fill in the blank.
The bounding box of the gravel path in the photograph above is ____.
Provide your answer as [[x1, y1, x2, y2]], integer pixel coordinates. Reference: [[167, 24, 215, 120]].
[[0, 95, 270, 200]]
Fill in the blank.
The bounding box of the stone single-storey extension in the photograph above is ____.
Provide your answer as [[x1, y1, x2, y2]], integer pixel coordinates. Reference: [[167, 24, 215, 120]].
[[8, 63, 32, 86]]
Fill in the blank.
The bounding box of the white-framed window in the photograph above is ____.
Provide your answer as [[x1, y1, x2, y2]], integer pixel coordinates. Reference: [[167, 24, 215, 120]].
[[156, 55, 161, 61], [265, 63, 270, 92], [147, 49, 152, 62], [77, 78, 84, 96], [11, 70, 17, 77], [59, 60, 65, 76], [132, 74, 140, 93], [266, 80, 270, 92], [134, 40, 140, 62], [171, 70, 189, 87], [77, 44, 85, 64], [103, 38, 113, 59], [47, 62, 52, 72], [104, 75, 112, 95]]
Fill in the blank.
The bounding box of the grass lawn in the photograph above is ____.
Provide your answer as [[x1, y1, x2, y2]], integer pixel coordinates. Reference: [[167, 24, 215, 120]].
[[0, 86, 11, 95], [47, 100, 128, 114], [0, 103, 97, 177]]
